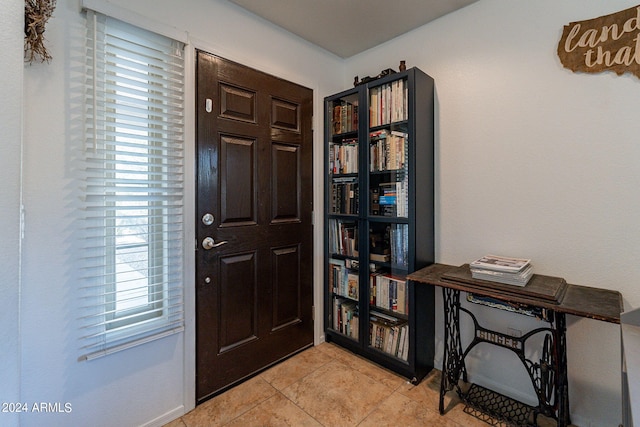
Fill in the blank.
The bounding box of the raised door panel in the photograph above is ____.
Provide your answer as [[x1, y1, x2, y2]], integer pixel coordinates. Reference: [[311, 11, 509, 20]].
[[271, 98, 299, 131], [272, 143, 300, 223], [220, 135, 257, 226], [218, 252, 258, 352], [271, 245, 301, 330], [220, 83, 256, 123]]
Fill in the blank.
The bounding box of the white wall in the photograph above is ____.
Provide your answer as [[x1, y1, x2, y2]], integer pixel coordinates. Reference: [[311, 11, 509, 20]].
[[346, 1, 640, 425], [0, 1, 23, 427], [18, 0, 343, 426], [14, 0, 639, 426]]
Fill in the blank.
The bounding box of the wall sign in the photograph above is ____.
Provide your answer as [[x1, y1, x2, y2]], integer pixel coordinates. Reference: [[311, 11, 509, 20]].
[[557, 4, 640, 78]]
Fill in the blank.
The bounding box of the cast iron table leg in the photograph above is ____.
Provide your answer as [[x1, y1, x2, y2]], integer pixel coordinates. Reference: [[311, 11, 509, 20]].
[[439, 287, 467, 414], [555, 311, 570, 427]]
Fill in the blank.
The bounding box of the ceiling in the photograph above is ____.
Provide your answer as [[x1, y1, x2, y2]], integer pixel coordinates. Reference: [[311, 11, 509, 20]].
[[228, 0, 479, 58]]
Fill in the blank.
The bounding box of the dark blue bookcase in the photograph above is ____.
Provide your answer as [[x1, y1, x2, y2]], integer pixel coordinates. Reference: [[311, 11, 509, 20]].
[[324, 67, 435, 383]]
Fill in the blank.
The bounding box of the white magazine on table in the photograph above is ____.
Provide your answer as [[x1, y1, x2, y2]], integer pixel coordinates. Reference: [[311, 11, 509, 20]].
[[470, 254, 531, 273]]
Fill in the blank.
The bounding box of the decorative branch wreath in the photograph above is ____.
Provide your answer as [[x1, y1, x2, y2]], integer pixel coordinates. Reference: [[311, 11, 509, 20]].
[[24, 0, 57, 64]]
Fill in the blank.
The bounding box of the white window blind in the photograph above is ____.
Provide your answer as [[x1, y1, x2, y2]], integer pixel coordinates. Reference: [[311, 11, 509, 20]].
[[79, 10, 185, 361]]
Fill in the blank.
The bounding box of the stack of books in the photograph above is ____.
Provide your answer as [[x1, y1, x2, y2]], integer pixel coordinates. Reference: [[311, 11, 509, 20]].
[[470, 254, 533, 287]]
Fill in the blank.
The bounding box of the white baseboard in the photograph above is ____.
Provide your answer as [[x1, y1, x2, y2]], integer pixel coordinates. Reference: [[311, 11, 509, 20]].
[[139, 406, 185, 427]]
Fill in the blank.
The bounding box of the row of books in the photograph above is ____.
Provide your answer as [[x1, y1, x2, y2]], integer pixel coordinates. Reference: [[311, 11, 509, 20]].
[[470, 254, 533, 287], [370, 185, 395, 217], [328, 219, 358, 257], [331, 180, 410, 218], [329, 222, 409, 266], [332, 297, 359, 339], [329, 139, 358, 174], [367, 223, 408, 265], [329, 258, 359, 300], [329, 129, 408, 176], [332, 102, 359, 135], [369, 79, 408, 127], [369, 130, 407, 172], [370, 181, 408, 218], [370, 311, 409, 361], [330, 179, 358, 214], [370, 273, 408, 315]]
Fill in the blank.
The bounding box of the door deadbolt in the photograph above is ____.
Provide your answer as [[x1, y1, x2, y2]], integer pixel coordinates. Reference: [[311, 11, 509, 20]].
[[202, 213, 214, 226]]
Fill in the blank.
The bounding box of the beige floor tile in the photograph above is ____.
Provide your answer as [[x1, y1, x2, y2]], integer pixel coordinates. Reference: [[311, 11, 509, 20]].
[[318, 342, 408, 390], [398, 368, 460, 411], [445, 403, 498, 427], [338, 352, 408, 390], [260, 346, 333, 391], [359, 392, 460, 427], [168, 345, 558, 427], [281, 359, 393, 427], [225, 392, 322, 427], [162, 418, 187, 427], [182, 376, 276, 427], [314, 341, 354, 359], [398, 370, 508, 426]]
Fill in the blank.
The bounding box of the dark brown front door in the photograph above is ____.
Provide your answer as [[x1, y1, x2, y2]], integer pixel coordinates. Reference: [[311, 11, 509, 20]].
[[195, 51, 314, 403]]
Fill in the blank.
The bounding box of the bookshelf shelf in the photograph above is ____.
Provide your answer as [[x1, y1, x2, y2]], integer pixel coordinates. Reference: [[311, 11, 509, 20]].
[[324, 67, 435, 383]]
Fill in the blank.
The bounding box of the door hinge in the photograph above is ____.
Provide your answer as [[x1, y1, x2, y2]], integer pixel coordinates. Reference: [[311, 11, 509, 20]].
[[312, 306, 315, 321]]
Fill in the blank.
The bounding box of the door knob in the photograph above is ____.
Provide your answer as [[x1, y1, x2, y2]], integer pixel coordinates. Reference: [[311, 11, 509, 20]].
[[202, 236, 227, 250]]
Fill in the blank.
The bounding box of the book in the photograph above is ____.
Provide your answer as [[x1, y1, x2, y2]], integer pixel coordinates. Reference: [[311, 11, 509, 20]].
[[328, 258, 344, 293], [329, 258, 359, 299], [370, 273, 407, 314], [390, 224, 408, 267], [369, 80, 408, 127], [370, 187, 380, 215], [369, 253, 390, 263], [334, 297, 359, 339], [330, 178, 358, 214], [369, 130, 406, 172], [471, 264, 534, 287], [470, 254, 531, 272], [369, 309, 407, 358], [332, 101, 358, 135], [400, 324, 409, 361], [470, 254, 533, 286], [329, 138, 358, 175], [328, 219, 358, 257], [347, 272, 359, 299]]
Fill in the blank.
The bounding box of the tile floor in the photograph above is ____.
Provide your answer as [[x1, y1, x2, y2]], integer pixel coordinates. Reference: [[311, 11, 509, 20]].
[[164, 342, 555, 427]]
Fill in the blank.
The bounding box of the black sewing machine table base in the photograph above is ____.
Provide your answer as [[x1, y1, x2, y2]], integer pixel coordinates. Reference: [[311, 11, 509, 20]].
[[408, 264, 622, 427]]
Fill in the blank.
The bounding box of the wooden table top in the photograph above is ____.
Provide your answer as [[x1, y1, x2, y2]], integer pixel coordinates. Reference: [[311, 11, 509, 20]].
[[408, 264, 623, 324]]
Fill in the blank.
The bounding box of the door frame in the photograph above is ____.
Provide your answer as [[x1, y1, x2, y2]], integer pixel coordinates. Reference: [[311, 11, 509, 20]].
[[182, 40, 325, 413]]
